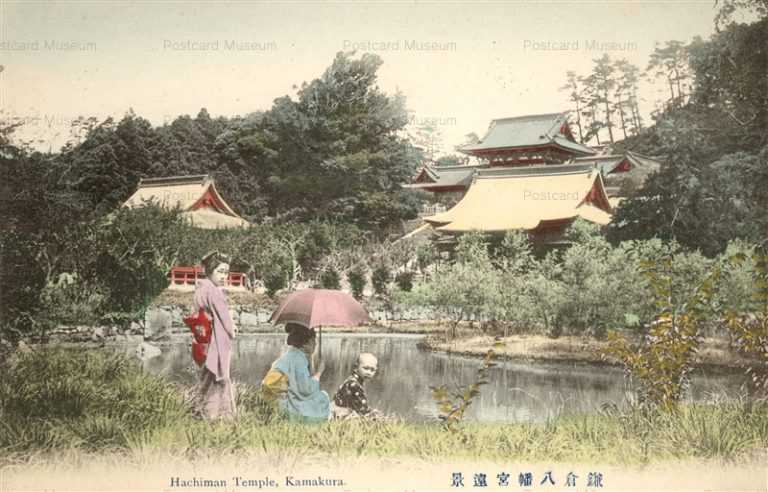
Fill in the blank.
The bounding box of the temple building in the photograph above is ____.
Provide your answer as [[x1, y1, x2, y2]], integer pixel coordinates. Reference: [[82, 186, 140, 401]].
[[424, 165, 612, 243], [571, 151, 660, 208], [459, 112, 596, 165], [123, 174, 249, 290], [123, 174, 250, 229], [409, 112, 660, 243]]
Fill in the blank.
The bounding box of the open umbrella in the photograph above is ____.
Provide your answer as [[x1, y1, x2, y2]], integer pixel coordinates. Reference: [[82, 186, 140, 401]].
[[269, 288, 371, 360]]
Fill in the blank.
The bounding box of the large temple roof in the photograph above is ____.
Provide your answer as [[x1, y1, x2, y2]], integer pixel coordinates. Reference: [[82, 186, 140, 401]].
[[459, 112, 596, 156], [123, 174, 250, 229], [424, 165, 612, 232]]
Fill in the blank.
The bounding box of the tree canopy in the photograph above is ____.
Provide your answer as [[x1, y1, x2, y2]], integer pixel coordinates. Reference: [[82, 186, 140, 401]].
[[607, 15, 768, 255], [48, 51, 422, 230]]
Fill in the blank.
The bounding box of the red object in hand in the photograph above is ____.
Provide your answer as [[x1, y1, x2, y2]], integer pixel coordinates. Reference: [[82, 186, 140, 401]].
[[184, 308, 212, 366]]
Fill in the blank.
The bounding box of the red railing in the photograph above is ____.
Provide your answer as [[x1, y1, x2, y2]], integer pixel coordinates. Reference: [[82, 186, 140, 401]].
[[168, 266, 245, 287]]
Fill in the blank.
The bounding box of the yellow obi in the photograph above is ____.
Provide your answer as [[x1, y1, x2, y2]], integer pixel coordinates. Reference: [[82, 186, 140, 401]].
[[261, 369, 289, 400]]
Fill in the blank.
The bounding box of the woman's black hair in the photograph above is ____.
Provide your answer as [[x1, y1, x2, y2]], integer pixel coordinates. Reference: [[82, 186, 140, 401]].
[[285, 322, 315, 348], [201, 250, 231, 276]]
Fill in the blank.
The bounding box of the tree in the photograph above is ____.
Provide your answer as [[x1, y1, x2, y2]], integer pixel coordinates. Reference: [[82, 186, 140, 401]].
[[583, 55, 617, 144], [605, 257, 721, 410], [715, 0, 768, 28], [59, 111, 157, 216], [233, 51, 422, 231], [409, 119, 444, 161], [0, 120, 93, 337], [687, 19, 768, 150], [724, 248, 768, 396], [613, 59, 643, 138], [82, 204, 189, 319], [608, 18, 768, 253], [403, 233, 500, 338], [435, 154, 466, 167], [646, 41, 691, 110], [560, 71, 586, 142]]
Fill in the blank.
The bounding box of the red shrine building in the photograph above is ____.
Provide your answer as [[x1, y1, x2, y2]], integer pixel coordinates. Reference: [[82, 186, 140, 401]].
[[123, 174, 250, 229], [407, 112, 660, 243], [123, 174, 249, 289], [459, 112, 596, 165]]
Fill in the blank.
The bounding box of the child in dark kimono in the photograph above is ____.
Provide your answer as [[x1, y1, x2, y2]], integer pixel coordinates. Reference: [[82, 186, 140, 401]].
[[333, 353, 380, 418]]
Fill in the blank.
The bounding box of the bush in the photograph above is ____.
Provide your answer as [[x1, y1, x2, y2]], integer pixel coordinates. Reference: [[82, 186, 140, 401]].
[[38, 273, 106, 328], [724, 248, 768, 397], [347, 266, 367, 299], [395, 271, 414, 292], [0, 231, 47, 339], [263, 271, 287, 297], [403, 233, 501, 338], [415, 243, 437, 273], [319, 267, 341, 290], [372, 265, 391, 296], [604, 256, 721, 410], [81, 204, 189, 321]]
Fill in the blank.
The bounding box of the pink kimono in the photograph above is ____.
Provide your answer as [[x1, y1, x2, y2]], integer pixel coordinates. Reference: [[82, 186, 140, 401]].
[[194, 278, 236, 419]]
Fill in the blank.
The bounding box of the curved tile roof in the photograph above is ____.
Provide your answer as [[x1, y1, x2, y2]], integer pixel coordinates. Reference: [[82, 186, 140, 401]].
[[460, 112, 595, 156]]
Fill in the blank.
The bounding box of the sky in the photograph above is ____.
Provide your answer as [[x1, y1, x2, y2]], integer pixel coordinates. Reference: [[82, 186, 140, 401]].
[[0, 1, 718, 154]]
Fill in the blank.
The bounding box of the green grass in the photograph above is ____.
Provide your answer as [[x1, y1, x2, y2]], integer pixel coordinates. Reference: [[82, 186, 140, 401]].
[[2, 347, 766, 466]]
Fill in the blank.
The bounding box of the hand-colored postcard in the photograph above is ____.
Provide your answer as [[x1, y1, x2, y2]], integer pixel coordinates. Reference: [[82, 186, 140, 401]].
[[2, 1, 767, 491]]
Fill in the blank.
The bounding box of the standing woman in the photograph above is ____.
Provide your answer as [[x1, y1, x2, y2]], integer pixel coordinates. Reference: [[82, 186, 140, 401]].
[[195, 251, 237, 419]]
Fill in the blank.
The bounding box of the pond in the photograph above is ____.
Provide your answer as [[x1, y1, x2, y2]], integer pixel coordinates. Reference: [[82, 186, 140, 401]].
[[145, 333, 745, 423]]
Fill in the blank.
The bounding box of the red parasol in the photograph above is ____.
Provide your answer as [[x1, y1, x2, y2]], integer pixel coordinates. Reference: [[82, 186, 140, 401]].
[[269, 288, 371, 360]]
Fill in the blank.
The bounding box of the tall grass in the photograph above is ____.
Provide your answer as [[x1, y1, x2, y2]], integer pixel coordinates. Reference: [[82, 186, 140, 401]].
[[0, 347, 189, 452], [2, 347, 766, 465]]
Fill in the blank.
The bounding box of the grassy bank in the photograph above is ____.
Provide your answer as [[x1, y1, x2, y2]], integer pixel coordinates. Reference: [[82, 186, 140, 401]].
[[2, 347, 766, 468]]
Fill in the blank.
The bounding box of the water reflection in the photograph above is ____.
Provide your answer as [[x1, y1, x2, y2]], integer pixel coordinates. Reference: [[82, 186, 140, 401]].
[[145, 333, 744, 423]]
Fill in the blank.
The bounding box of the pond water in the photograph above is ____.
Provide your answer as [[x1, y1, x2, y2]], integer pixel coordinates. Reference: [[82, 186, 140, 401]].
[[145, 333, 745, 423]]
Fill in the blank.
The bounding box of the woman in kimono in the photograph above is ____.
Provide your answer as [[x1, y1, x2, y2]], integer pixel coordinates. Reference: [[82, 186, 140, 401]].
[[195, 251, 237, 419], [261, 323, 330, 422]]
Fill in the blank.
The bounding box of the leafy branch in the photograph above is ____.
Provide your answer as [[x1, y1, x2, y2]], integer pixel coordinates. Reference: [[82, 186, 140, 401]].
[[430, 340, 504, 431]]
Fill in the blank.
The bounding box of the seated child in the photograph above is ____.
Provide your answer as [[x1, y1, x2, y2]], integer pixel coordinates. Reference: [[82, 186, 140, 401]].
[[332, 353, 380, 418]]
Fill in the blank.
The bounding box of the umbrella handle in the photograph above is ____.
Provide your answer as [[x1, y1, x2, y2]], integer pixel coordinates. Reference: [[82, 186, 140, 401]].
[[318, 326, 322, 363]]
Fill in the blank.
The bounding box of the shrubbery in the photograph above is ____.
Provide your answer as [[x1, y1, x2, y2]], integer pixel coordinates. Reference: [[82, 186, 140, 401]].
[[0, 209, 373, 336], [318, 267, 342, 290], [347, 265, 367, 300], [396, 220, 759, 340], [372, 264, 392, 297], [0, 347, 188, 451], [604, 256, 722, 409]]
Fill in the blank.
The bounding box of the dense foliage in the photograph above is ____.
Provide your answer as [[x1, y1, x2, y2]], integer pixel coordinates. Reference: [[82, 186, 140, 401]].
[[724, 249, 768, 396], [52, 52, 422, 229], [606, 16, 768, 254], [397, 222, 759, 341], [1, 51, 424, 338], [604, 258, 721, 409]]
